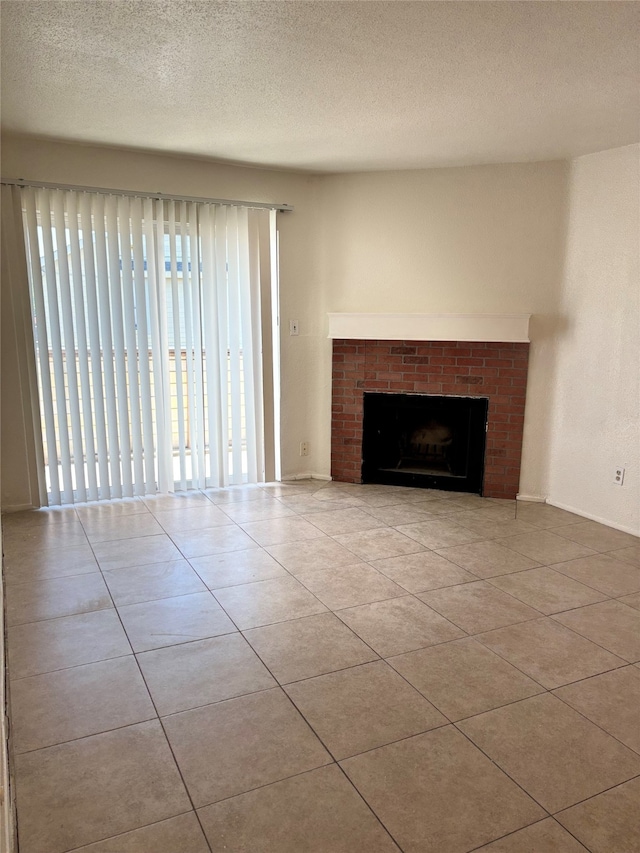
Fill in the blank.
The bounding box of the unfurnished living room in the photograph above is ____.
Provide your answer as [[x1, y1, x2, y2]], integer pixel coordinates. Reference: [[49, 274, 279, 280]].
[[0, 2, 639, 852]]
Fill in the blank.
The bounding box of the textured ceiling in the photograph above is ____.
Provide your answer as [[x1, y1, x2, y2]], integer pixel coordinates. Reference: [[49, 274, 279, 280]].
[[1, 1, 639, 172]]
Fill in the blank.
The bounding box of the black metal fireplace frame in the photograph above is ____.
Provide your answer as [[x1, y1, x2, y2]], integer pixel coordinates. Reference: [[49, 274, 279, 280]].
[[361, 392, 489, 494]]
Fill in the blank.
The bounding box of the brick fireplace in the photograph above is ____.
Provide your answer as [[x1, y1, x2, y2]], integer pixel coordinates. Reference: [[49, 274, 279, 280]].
[[330, 338, 530, 499]]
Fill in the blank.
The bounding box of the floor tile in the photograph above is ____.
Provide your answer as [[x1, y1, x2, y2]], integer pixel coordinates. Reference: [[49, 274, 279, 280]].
[[389, 637, 543, 721], [361, 503, 434, 526], [118, 591, 236, 652], [152, 505, 235, 532], [296, 564, 405, 610], [477, 617, 625, 688], [265, 536, 366, 575], [333, 527, 425, 562], [2, 520, 88, 555], [143, 491, 213, 511], [71, 813, 210, 852], [15, 720, 191, 853], [7, 487, 637, 853], [6, 573, 112, 626], [213, 576, 327, 629], [171, 525, 259, 558], [76, 500, 149, 520], [473, 818, 589, 852], [3, 542, 99, 585], [554, 520, 639, 553], [3, 506, 79, 528], [410, 498, 474, 516], [556, 777, 640, 853], [93, 534, 183, 570], [163, 688, 331, 807], [285, 660, 447, 759], [301, 508, 387, 537], [244, 612, 377, 684], [279, 493, 364, 514], [552, 552, 640, 597], [341, 726, 544, 853], [371, 551, 476, 593], [490, 566, 607, 614], [515, 503, 584, 529], [497, 530, 595, 564], [434, 539, 539, 578], [337, 595, 464, 657], [219, 499, 296, 523], [197, 764, 400, 853], [449, 517, 540, 539], [619, 591, 640, 609], [553, 599, 640, 662], [8, 609, 132, 679], [458, 693, 640, 812], [82, 513, 165, 543], [396, 518, 482, 549], [137, 633, 276, 715], [189, 548, 288, 588], [103, 559, 206, 606], [10, 657, 155, 753], [418, 581, 539, 633], [553, 666, 640, 754], [240, 516, 326, 546], [609, 544, 640, 567], [206, 485, 279, 504]]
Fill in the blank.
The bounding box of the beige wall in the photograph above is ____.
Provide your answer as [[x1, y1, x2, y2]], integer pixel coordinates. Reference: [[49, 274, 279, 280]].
[[546, 144, 639, 533], [4, 136, 636, 532], [316, 162, 569, 498], [0, 135, 326, 504]]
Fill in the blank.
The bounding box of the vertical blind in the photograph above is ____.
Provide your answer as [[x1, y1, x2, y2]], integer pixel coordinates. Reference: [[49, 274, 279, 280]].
[[20, 187, 271, 505]]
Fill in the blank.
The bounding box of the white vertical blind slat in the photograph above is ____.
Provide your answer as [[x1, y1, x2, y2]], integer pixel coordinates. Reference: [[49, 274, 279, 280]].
[[79, 192, 111, 497], [93, 194, 122, 498], [117, 195, 145, 494], [214, 206, 231, 486], [180, 203, 200, 487], [67, 193, 98, 501], [246, 209, 265, 482], [39, 191, 74, 503], [105, 195, 133, 497], [168, 201, 187, 489], [226, 208, 244, 484], [144, 198, 171, 492], [200, 206, 221, 486], [131, 198, 156, 492], [237, 207, 258, 482], [24, 190, 61, 504], [52, 191, 87, 501]]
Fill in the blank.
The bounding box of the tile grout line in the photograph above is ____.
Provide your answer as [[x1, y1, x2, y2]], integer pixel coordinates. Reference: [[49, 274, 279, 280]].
[[79, 513, 216, 853]]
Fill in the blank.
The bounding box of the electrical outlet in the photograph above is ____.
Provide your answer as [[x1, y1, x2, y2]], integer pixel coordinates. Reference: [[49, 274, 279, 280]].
[[614, 466, 625, 486], [289, 319, 299, 336], [299, 441, 309, 457]]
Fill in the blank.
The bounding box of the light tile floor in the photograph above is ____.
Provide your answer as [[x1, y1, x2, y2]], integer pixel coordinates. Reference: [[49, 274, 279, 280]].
[[3, 481, 640, 853]]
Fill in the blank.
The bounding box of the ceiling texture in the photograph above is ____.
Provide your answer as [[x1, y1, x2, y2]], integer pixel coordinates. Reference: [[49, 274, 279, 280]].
[[1, 1, 639, 172]]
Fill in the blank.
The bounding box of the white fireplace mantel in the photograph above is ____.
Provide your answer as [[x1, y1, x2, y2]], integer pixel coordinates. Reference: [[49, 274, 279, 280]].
[[327, 313, 531, 343]]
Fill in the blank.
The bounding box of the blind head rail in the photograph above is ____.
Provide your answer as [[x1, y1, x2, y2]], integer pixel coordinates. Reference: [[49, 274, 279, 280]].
[[0, 178, 294, 212]]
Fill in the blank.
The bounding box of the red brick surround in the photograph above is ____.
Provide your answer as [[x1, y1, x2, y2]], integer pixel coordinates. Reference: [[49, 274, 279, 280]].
[[331, 339, 530, 499]]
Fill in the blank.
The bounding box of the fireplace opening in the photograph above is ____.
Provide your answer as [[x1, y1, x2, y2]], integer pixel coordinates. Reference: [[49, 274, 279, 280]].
[[362, 392, 489, 494]]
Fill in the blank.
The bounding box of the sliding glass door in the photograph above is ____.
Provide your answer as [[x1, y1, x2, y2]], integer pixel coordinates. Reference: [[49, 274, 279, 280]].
[[20, 187, 277, 505]]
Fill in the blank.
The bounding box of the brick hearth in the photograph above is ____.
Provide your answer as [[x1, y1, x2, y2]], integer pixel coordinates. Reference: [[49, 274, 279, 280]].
[[331, 339, 530, 499]]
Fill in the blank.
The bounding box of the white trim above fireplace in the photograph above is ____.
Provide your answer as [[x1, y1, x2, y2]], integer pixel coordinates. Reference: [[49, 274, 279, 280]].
[[327, 313, 531, 343]]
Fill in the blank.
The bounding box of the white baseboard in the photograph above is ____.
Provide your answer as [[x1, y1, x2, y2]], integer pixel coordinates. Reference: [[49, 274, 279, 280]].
[[0, 504, 35, 514], [516, 494, 547, 503], [281, 472, 332, 482], [546, 499, 640, 538]]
